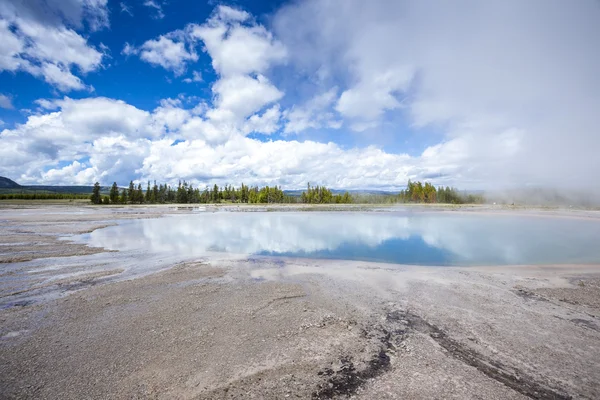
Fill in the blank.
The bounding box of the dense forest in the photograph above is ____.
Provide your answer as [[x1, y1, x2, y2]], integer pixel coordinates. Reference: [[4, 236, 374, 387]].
[[89, 180, 483, 205]]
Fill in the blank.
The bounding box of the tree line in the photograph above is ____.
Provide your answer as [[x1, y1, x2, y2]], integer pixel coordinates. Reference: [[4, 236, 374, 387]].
[[0, 193, 90, 200], [90, 180, 483, 205], [300, 183, 352, 204], [398, 180, 484, 204], [92, 181, 307, 205]]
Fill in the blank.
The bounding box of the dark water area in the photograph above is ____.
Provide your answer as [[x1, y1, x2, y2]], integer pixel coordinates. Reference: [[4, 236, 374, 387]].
[[76, 212, 600, 266]]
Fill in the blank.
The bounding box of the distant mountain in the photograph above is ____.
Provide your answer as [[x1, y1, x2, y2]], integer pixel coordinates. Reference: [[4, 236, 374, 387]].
[[0, 176, 20, 188], [0, 176, 96, 194]]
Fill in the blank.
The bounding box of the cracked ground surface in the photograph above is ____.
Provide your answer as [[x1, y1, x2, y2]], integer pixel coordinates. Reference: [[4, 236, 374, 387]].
[[1, 205, 600, 399]]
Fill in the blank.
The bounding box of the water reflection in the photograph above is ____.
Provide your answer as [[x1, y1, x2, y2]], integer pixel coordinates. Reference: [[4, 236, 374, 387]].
[[80, 212, 600, 266]]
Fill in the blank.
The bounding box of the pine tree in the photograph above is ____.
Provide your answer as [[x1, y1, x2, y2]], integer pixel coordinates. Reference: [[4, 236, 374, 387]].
[[212, 184, 219, 203], [128, 181, 135, 203], [119, 189, 127, 204], [342, 191, 351, 203], [152, 181, 158, 203], [91, 182, 101, 204], [109, 182, 119, 204], [136, 183, 143, 204], [145, 181, 151, 203]]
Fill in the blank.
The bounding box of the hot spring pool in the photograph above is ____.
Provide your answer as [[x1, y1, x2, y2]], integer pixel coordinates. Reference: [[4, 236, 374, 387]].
[[75, 211, 600, 266]]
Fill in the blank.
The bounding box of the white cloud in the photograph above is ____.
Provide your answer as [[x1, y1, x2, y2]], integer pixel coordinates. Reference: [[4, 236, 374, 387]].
[[152, 98, 190, 132], [182, 70, 202, 83], [0, 95, 429, 188], [0, 20, 25, 71], [17, 19, 103, 73], [335, 68, 412, 126], [121, 42, 137, 56], [143, 0, 164, 20], [89, 136, 152, 183], [186, 5, 288, 134], [137, 33, 198, 75], [0, 0, 109, 32], [273, 0, 600, 188], [0, 94, 14, 109], [0, 97, 163, 184], [1, 97, 156, 157], [40, 160, 93, 185], [190, 5, 287, 77], [56, 97, 157, 139], [139, 135, 419, 189], [38, 63, 87, 91], [129, 5, 288, 137], [284, 88, 342, 134], [4, 2, 599, 191], [244, 105, 281, 135], [208, 74, 283, 123], [0, 0, 106, 91], [34, 98, 60, 110], [213, 5, 250, 23]]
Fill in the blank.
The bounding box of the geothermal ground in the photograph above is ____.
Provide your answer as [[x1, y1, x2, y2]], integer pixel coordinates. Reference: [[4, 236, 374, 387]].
[[1, 204, 599, 399]]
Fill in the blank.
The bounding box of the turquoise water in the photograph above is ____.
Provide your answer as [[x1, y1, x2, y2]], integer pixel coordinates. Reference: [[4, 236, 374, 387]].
[[79, 212, 600, 266]]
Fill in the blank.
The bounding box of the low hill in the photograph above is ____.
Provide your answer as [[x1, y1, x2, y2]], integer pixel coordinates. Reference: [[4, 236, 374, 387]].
[[0, 176, 96, 194], [0, 176, 20, 188]]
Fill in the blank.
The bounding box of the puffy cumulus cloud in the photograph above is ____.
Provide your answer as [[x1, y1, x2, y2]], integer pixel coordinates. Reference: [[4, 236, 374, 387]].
[[137, 33, 198, 75], [55, 97, 158, 139], [190, 5, 287, 133], [128, 3, 285, 79], [32, 136, 152, 185], [129, 5, 287, 140], [283, 88, 342, 134], [16, 18, 103, 73], [243, 106, 281, 135], [208, 74, 283, 123], [190, 5, 287, 77], [152, 98, 191, 132], [0, 94, 450, 188], [0, 97, 163, 183], [138, 135, 420, 189], [0, 0, 106, 91], [88, 136, 152, 183], [273, 0, 600, 189], [39, 160, 95, 185]]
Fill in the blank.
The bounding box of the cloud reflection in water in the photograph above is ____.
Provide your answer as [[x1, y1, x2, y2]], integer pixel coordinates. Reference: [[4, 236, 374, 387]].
[[83, 212, 600, 266]]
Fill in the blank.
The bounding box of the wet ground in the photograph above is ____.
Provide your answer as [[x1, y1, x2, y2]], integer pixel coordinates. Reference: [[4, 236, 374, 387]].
[[1, 204, 600, 399]]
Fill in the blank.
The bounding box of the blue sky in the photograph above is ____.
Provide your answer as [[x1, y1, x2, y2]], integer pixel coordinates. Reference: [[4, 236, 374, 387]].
[[1, 0, 599, 189]]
